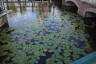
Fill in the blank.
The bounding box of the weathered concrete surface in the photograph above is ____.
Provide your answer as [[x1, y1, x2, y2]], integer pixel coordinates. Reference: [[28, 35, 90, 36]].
[[64, 0, 96, 17], [0, 10, 11, 27], [0, 13, 8, 27], [81, 0, 96, 7]]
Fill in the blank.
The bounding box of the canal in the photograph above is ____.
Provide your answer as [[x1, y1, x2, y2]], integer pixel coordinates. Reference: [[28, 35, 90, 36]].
[[0, 1, 96, 64]]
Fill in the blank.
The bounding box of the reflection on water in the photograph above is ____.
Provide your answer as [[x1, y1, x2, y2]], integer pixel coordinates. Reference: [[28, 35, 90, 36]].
[[0, 2, 94, 64]]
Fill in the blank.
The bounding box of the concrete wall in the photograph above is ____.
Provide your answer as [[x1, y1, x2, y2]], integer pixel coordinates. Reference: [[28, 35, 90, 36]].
[[81, 0, 96, 6], [64, 0, 96, 17], [0, 14, 8, 27]]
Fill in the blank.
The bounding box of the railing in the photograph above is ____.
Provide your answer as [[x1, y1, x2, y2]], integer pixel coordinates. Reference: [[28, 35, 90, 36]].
[[0, 0, 52, 9], [0, 0, 5, 10], [2, 0, 51, 3]]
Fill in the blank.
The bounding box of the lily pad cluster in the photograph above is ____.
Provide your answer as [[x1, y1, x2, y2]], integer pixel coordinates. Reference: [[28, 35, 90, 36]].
[[0, 5, 92, 64]]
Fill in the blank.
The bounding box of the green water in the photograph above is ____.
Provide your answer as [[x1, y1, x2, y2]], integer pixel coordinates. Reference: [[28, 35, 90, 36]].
[[0, 2, 93, 64]]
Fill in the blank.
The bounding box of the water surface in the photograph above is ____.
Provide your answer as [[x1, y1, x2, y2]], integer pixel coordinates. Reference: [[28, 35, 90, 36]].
[[0, 2, 93, 64]]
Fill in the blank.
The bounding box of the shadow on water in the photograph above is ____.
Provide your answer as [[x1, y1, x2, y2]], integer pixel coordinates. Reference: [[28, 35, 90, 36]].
[[56, 3, 78, 13], [38, 51, 54, 64], [84, 18, 96, 50]]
